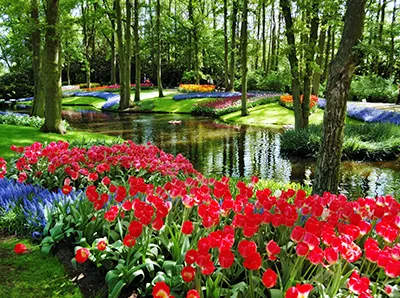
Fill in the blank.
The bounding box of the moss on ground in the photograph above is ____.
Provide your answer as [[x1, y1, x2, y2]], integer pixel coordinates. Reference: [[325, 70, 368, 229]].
[[0, 237, 82, 298]]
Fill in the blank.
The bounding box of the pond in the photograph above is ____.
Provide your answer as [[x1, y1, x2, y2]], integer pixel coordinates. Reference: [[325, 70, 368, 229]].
[[62, 108, 400, 198]]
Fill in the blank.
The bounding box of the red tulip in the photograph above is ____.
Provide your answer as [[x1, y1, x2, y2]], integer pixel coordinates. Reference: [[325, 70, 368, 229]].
[[14, 243, 27, 255], [324, 247, 338, 265], [123, 235, 136, 247], [266, 240, 281, 256], [75, 247, 90, 263], [262, 268, 277, 288], [243, 252, 262, 270], [152, 281, 170, 298], [181, 266, 196, 282], [128, 220, 143, 238], [186, 289, 200, 298], [384, 259, 400, 278], [290, 226, 305, 243], [97, 240, 107, 251], [218, 250, 235, 269], [182, 220, 194, 235]]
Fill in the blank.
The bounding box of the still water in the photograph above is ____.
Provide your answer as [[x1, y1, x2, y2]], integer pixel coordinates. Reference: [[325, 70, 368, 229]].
[[62, 109, 400, 198]]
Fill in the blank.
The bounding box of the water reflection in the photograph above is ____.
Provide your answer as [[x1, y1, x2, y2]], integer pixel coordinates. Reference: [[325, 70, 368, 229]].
[[62, 109, 400, 198]]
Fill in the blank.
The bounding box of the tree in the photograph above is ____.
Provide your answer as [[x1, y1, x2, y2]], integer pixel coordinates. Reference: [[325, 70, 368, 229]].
[[229, 0, 238, 91], [134, 0, 140, 102], [313, 0, 367, 194], [41, 0, 64, 134], [30, 0, 45, 117], [124, 0, 132, 107], [156, 0, 164, 97], [240, 0, 249, 116]]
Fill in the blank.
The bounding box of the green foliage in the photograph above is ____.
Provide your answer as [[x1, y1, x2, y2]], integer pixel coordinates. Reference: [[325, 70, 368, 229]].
[[0, 113, 71, 131], [281, 123, 400, 161], [0, 72, 33, 99], [257, 70, 291, 92], [180, 70, 207, 84], [349, 75, 398, 103]]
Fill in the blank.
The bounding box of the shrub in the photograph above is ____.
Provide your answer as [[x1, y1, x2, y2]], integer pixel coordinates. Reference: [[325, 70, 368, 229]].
[[349, 75, 397, 103], [0, 112, 71, 130], [257, 70, 291, 92]]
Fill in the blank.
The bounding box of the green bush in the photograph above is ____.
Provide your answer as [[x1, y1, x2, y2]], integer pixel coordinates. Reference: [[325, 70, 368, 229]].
[[257, 70, 291, 92], [349, 75, 397, 103], [281, 123, 400, 161], [0, 113, 71, 130]]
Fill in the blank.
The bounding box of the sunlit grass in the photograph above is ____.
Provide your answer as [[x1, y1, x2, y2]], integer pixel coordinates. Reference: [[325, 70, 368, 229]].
[[62, 96, 105, 109], [0, 124, 116, 162], [0, 237, 82, 298]]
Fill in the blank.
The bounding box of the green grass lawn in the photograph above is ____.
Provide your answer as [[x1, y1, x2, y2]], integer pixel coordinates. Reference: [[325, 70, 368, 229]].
[[62, 96, 105, 109], [220, 103, 362, 127], [0, 237, 82, 298], [0, 124, 116, 162], [147, 95, 211, 113]]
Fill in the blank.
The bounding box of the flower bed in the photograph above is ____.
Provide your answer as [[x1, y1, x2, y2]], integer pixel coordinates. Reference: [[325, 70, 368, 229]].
[[0, 111, 71, 130], [62, 85, 80, 92], [192, 93, 280, 116], [178, 84, 216, 93], [318, 99, 400, 125], [279, 94, 319, 112], [85, 83, 154, 92], [174, 92, 241, 101], [2, 140, 399, 298]]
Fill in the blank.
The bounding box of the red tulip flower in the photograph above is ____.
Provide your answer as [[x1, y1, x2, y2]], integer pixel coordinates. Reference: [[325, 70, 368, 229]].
[[262, 268, 277, 288], [181, 266, 196, 282], [182, 220, 194, 235], [218, 250, 235, 269], [128, 220, 143, 238], [152, 281, 171, 298], [14, 243, 27, 255], [61, 185, 72, 195], [75, 247, 90, 263], [186, 289, 200, 298], [266, 240, 281, 256], [123, 235, 136, 247], [97, 240, 107, 251], [285, 284, 313, 298], [243, 252, 262, 270]]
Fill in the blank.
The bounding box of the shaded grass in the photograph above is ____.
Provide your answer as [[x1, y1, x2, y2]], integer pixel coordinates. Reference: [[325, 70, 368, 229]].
[[0, 236, 82, 298], [281, 123, 400, 160], [0, 124, 116, 162]]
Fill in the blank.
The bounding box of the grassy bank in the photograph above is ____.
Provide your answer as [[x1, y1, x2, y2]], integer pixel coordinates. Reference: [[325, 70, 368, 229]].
[[0, 236, 82, 298], [281, 123, 400, 160], [0, 124, 116, 162]]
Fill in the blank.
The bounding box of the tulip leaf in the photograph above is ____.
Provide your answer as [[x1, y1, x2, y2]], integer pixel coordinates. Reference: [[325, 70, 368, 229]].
[[270, 289, 284, 298], [109, 280, 126, 298]]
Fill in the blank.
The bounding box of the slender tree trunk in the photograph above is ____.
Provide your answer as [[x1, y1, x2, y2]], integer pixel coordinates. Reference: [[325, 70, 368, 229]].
[[275, 12, 281, 70], [67, 58, 71, 85], [313, 0, 366, 195], [280, 0, 302, 129], [262, 0, 266, 71], [157, 0, 164, 97], [116, 0, 126, 107], [270, 2, 277, 71], [134, 0, 140, 102], [31, 0, 45, 118], [266, 15, 272, 73], [389, 0, 396, 76], [122, 0, 132, 108], [254, 3, 261, 69], [229, 0, 238, 91], [41, 0, 64, 134], [241, 0, 249, 116], [312, 23, 326, 95], [302, 0, 319, 128], [322, 25, 331, 83], [224, 0, 229, 89], [111, 3, 117, 85], [378, 0, 386, 41], [82, 3, 91, 88], [331, 26, 335, 62]]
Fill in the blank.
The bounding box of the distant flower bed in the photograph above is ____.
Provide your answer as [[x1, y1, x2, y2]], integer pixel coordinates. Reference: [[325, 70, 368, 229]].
[[178, 84, 216, 93], [279, 94, 318, 112], [318, 99, 400, 125], [62, 85, 80, 92], [192, 93, 280, 117], [174, 92, 241, 101], [85, 83, 154, 92]]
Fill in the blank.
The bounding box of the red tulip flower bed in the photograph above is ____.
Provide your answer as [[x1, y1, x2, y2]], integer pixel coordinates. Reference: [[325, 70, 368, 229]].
[[3, 141, 400, 298]]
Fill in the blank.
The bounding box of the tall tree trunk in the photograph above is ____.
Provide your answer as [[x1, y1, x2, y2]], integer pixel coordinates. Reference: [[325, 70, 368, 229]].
[[241, 0, 249, 116], [224, 0, 229, 89], [270, 2, 277, 71], [111, 2, 117, 85], [122, 0, 132, 109], [229, 0, 238, 91], [378, 0, 386, 41], [41, 0, 64, 134], [274, 12, 281, 70], [82, 3, 91, 88], [31, 0, 45, 118], [313, 0, 366, 195], [262, 0, 266, 71], [302, 0, 319, 128], [116, 0, 126, 107], [280, 0, 302, 130], [67, 58, 71, 85], [134, 0, 140, 102], [254, 3, 261, 69], [322, 25, 331, 83], [389, 0, 396, 77], [266, 14, 272, 73], [157, 0, 164, 97], [312, 23, 326, 95]]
